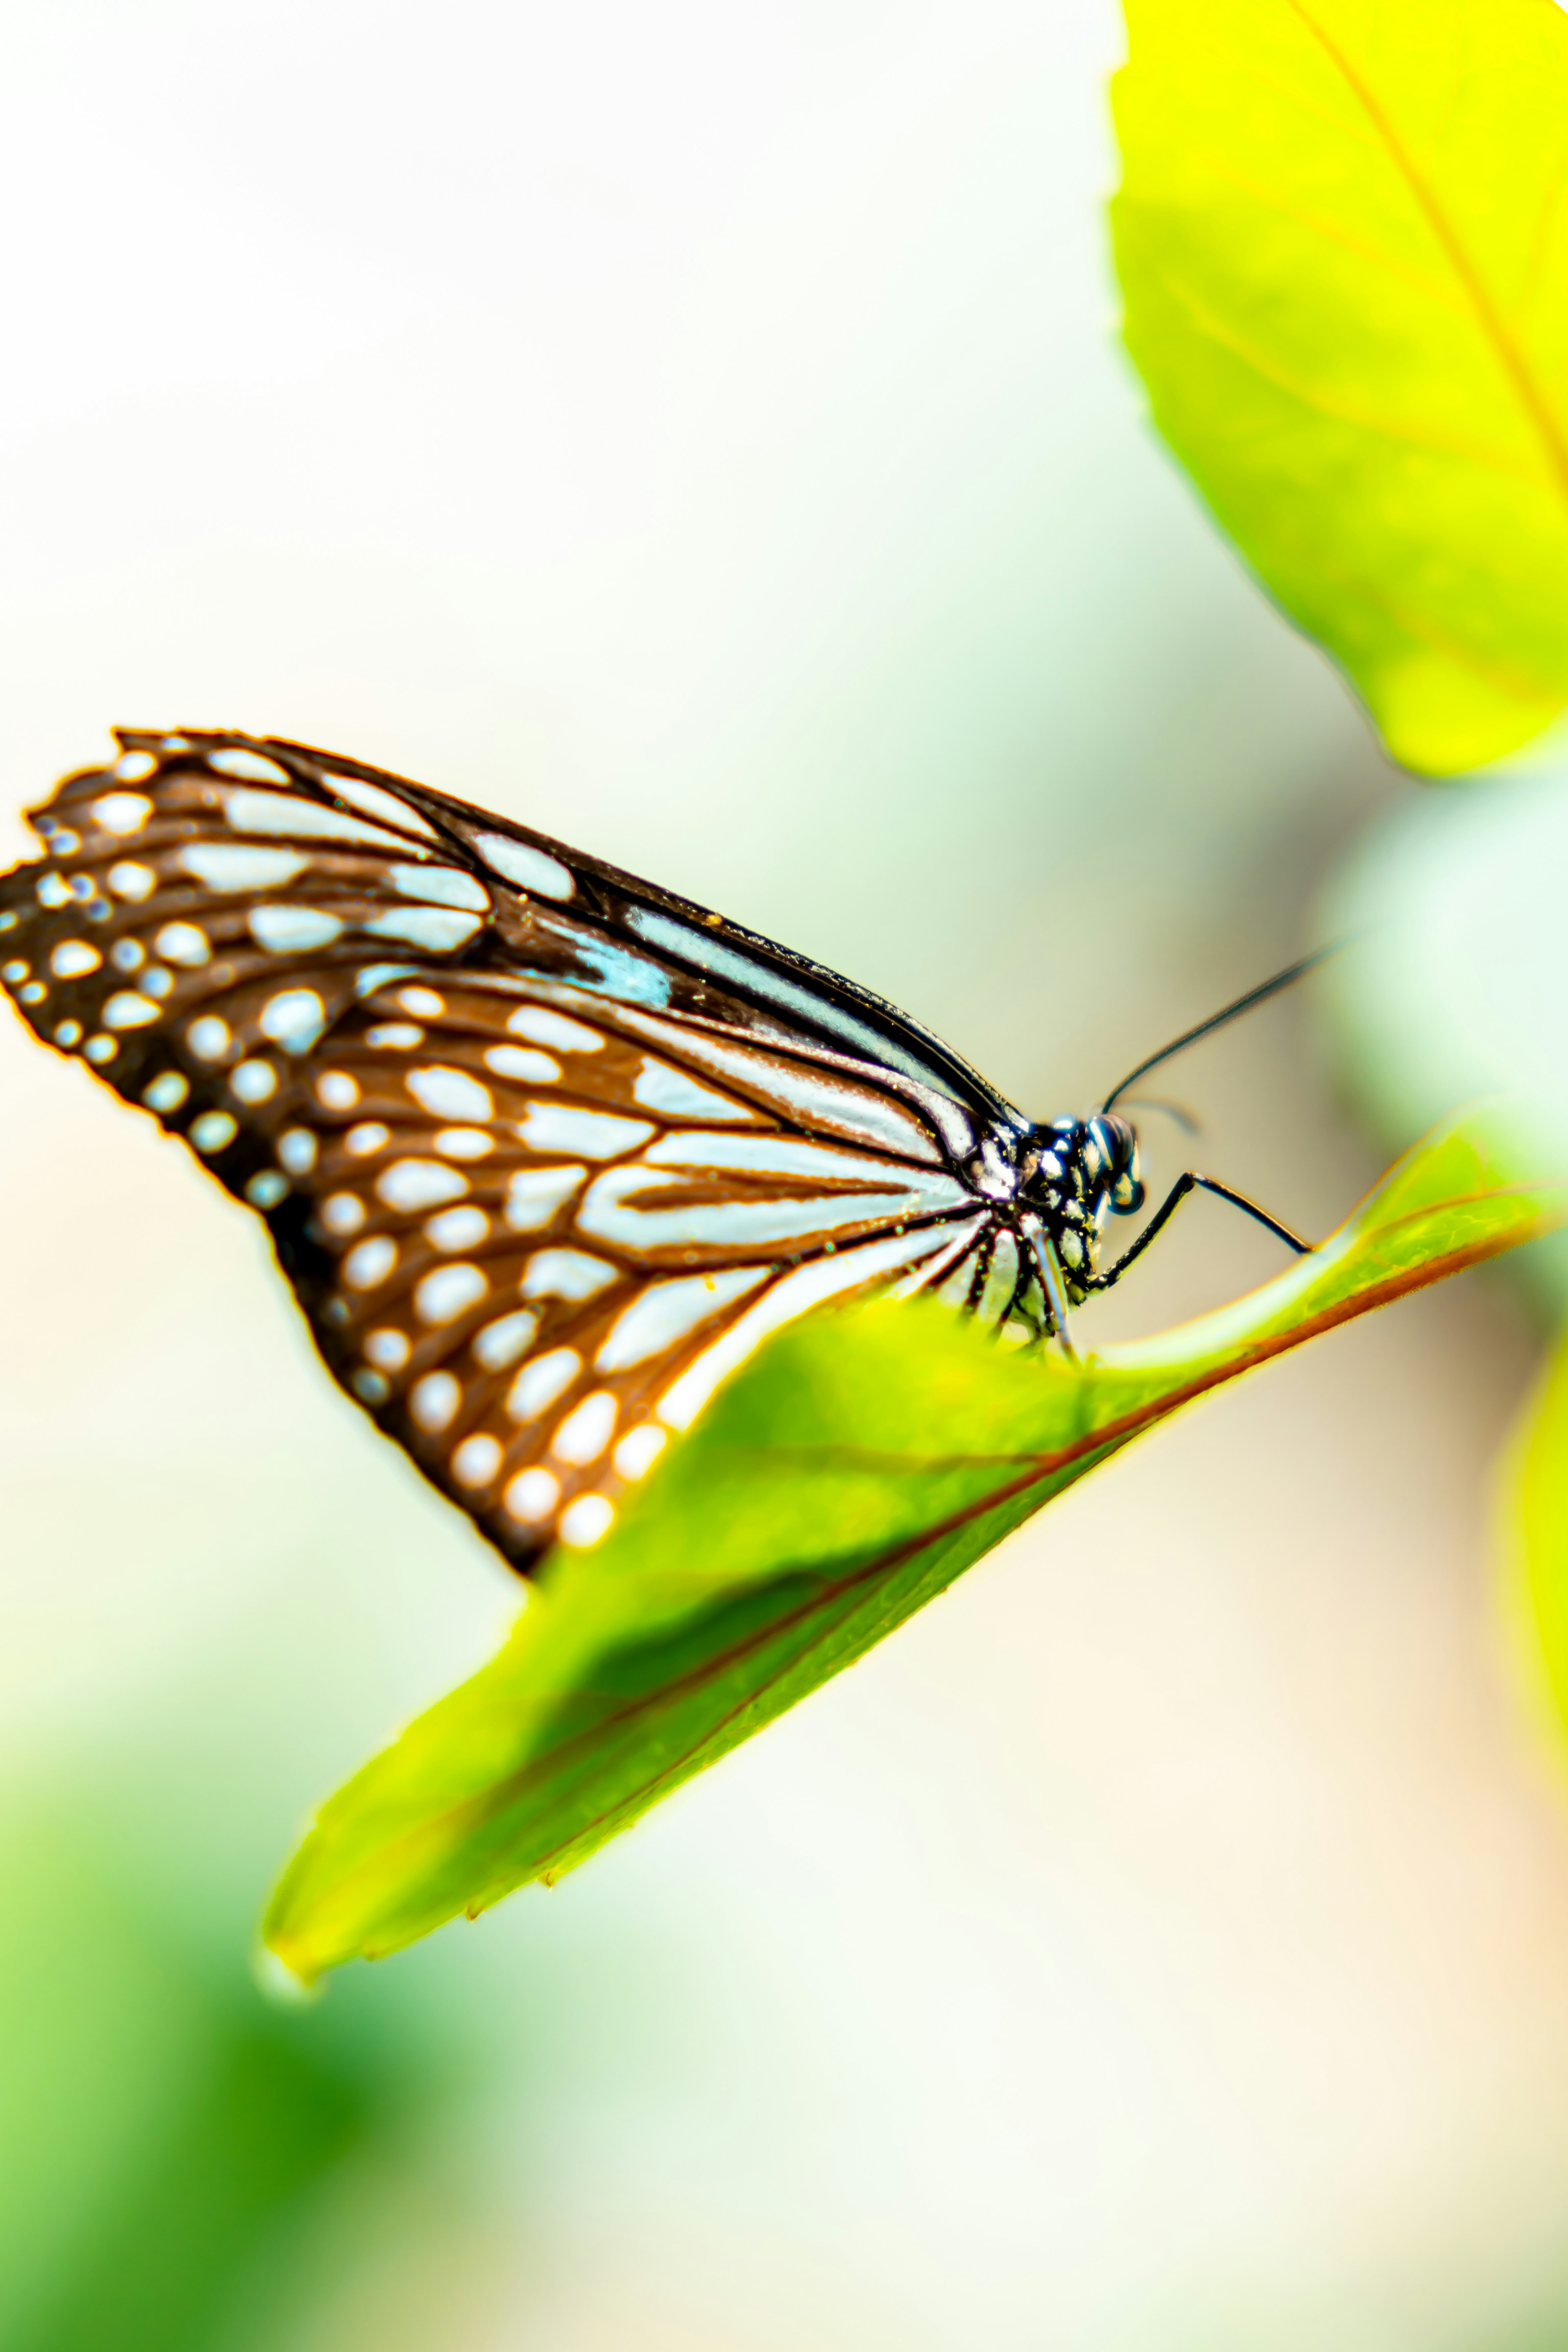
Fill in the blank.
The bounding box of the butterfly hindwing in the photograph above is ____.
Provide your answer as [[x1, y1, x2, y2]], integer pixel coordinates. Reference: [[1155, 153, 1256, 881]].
[[0, 730, 1023, 1566]]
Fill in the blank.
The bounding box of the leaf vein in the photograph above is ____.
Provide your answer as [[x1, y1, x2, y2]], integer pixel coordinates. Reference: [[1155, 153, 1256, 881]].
[[1280, 0, 1568, 511]]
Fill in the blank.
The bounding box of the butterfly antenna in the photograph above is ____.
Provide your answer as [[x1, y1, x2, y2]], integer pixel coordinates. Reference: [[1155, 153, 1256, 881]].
[[1120, 1095, 1203, 1138], [1101, 946, 1336, 1113]]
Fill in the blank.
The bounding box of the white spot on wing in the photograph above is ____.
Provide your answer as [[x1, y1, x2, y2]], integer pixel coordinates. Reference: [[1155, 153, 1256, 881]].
[[365, 1328, 410, 1372], [143, 1072, 189, 1112], [209, 748, 293, 785], [222, 786, 409, 851], [506, 1349, 580, 1421], [577, 1163, 955, 1253], [483, 1045, 560, 1084], [365, 907, 483, 951], [519, 1249, 618, 1303], [102, 991, 160, 1029], [316, 1071, 359, 1109], [411, 1371, 461, 1430], [344, 1236, 397, 1288], [426, 1205, 488, 1252], [367, 1023, 424, 1050], [888, 1219, 986, 1302], [90, 793, 153, 834], [113, 750, 158, 782], [550, 1390, 617, 1465], [406, 1065, 492, 1123], [451, 1432, 502, 1488], [247, 1169, 289, 1208], [187, 1015, 231, 1060], [231, 1058, 278, 1104], [503, 1466, 559, 1522], [155, 921, 212, 967], [644, 1132, 964, 1203], [473, 831, 575, 900], [322, 1193, 367, 1236], [632, 1057, 757, 1120], [391, 863, 489, 912], [249, 905, 345, 952], [595, 1267, 771, 1371], [378, 1158, 468, 1210], [323, 774, 439, 839], [503, 1164, 586, 1231], [397, 987, 445, 1018], [976, 1232, 1020, 1323], [932, 1243, 981, 1309], [180, 844, 309, 891], [559, 1494, 615, 1547], [517, 1102, 653, 1160], [434, 1127, 493, 1159], [614, 1424, 667, 1481], [472, 1310, 539, 1370], [345, 1122, 391, 1156], [51, 940, 101, 978], [278, 1128, 317, 1174], [258, 989, 327, 1053], [507, 1005, 602, 1052], [189, 1110, 238, 1153]]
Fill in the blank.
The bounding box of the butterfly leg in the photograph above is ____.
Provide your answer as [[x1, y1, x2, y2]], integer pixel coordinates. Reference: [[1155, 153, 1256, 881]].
[[1022, 1216, 1078, 1361], [1088, 1171, 1312, 1294]]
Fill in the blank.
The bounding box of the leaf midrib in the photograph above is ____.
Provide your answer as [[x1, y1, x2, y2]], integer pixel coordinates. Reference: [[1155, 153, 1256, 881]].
[[1282, 0, 1568, 510]]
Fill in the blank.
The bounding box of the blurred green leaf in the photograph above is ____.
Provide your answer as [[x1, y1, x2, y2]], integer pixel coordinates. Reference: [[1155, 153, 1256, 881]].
[[1504, 1332, 1568, 1751], [0, 1810, 439, 2352], [267, 1111, 1561, 1979], [1111, 0, 1568, 775]]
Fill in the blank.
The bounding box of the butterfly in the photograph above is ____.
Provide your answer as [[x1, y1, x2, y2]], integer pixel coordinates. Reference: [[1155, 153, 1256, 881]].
[[0, 731, 1315, 1571]]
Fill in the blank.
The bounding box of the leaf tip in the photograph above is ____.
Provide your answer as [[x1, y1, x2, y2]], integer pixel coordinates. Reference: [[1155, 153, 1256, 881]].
[[252, 1936, 327, 2006]]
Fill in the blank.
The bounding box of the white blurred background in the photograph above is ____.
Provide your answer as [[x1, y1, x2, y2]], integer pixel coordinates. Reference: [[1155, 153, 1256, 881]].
[[5, 4, 1568, 2347]]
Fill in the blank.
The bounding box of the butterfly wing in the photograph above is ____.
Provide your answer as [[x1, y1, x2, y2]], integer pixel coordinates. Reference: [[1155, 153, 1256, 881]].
[[0, 730, 1030, 1567]]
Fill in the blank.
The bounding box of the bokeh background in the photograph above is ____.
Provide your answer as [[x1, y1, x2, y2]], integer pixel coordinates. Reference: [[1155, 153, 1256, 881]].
[[4, 2, 1568, 2345]]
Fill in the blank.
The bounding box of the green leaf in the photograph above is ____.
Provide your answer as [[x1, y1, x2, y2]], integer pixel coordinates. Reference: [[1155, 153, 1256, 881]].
[[265, 1111, 1561, 1979], [1110, 0, 1568, 775], [1503, 1331, 1568, 1747]]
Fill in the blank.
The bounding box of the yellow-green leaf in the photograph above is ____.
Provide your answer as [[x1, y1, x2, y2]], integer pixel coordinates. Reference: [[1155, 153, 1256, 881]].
[[1111, 0, 1568, 775], [265, 1110, 1561, 1979], [1502, 1330, 1568, 1752]]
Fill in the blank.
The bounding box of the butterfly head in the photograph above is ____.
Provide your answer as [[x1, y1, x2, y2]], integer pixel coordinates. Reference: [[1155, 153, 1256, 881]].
[[1021, 1111, 1145, 1285], [1089, 1111, 1145, 1217]]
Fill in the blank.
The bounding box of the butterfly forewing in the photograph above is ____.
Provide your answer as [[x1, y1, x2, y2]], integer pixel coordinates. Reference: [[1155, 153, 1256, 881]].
[[0, 731, 1025, 1567]]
